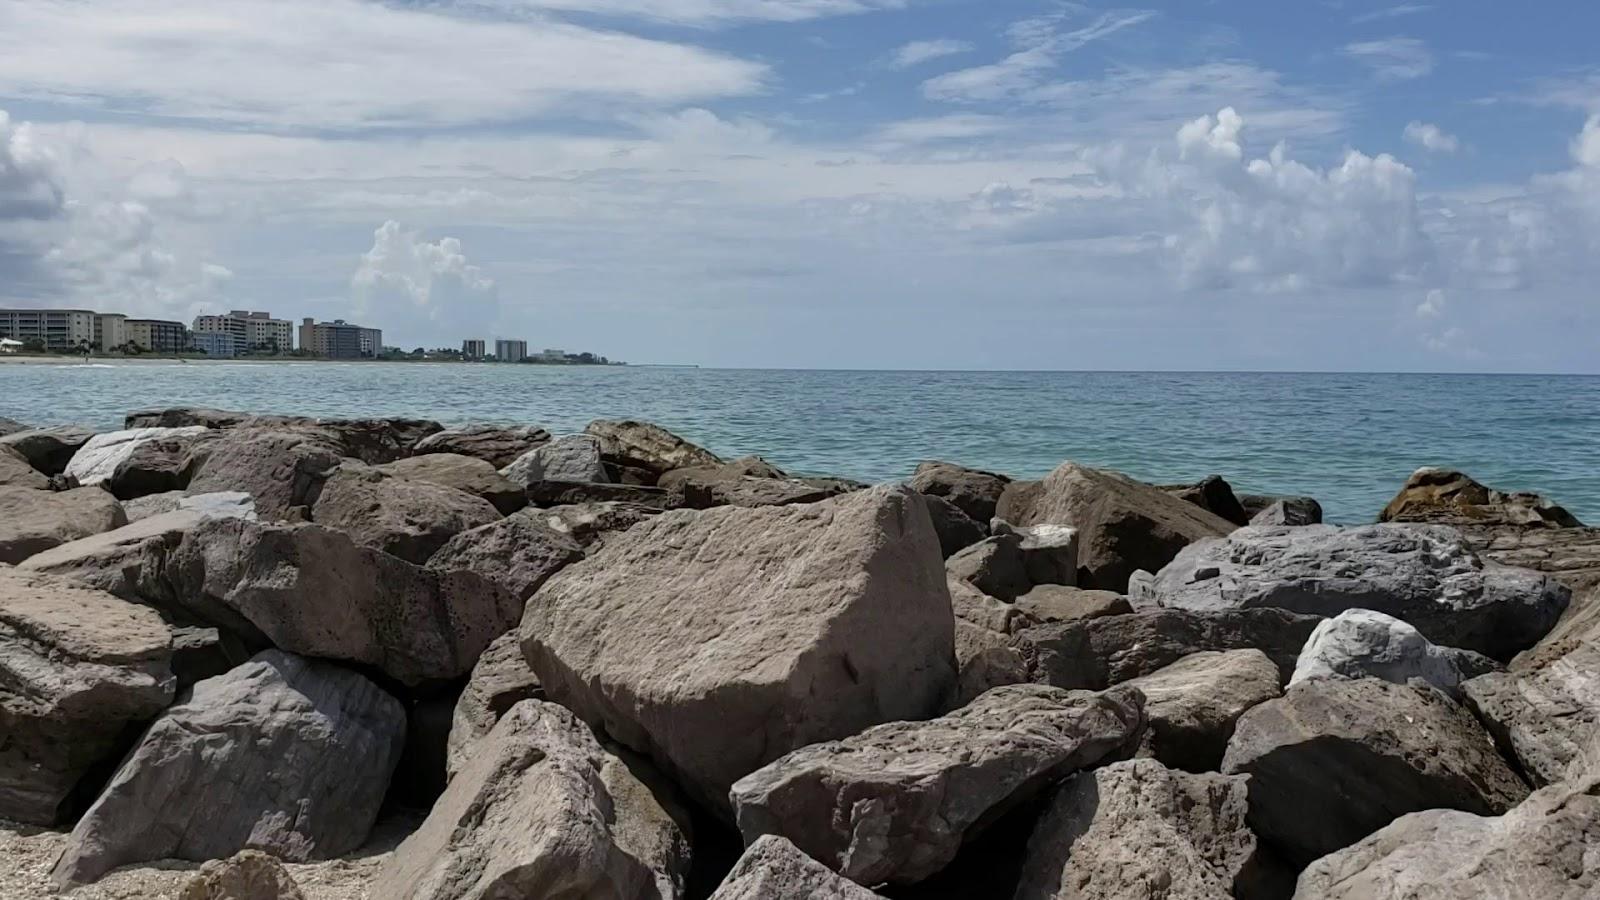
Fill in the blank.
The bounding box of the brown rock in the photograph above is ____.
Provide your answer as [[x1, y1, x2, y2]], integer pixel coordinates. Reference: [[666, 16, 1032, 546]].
[[1380, 467, 1582, 527], [310, 464, 502, 564], [530, 501, 662, 549], [0, 485, 127, 564], [427, 512, 584, 601], [0, 444, 48, 489], [1123, 649, 1282, 772], [0, 425, 96, 475], [185, 428, 343, 520], [710, 835, 885, 900], [410, 424, 551, 469], [1160, 474, 1250, 527], [585, 419, 723, 478], [177, 850, 306, 900], [445, 632, 543, 779], [909, 460, 1012, 524], [376, 452, 526, 515], [1015, 585, 1132, 623]]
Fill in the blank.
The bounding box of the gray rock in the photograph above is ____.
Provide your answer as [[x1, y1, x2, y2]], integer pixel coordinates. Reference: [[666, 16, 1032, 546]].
[[908, 460, 1011, 524], [946, 533, 1032, 601], [177, 850, 306, 900], [1014, 759, 1258, 900], [108, 429, 218, 499], [1124, 649, 1282, 773], [0, 568, 175, 825], [995, 521, 1081, 587], [922, 493, 987, 557], [0, 444, 48, 489], [64, 427, 211, 487], [124, 408, 442, 464], [445, 632, 543, 779], [1249, 498, 1322, 527], [657, 455, 786, 490], [0, 485, 127, 564], [586, 419, 723, 479], [310, 464, 502, 565], [376, 453, 526, 515], [1292, 608, 1496, 700], [710, 835, 884, 900], [52, 651, 404, 887], [1222, 677, 1529, 867], [521, 486, 956, 814], [670, 468, 841, 510], [410, 424, 551, 469], [1014, 585, 1132, 623], [948, 578, 1036, 708], [169, 625, 252, 692], [525, 480, 682, 510], [1463, 641, 1599, 787], [1160, 474, 1250, 527], [1380, 467, 1583, 528], [0, 425, 96, 475], [374, 699, 690, 900], [532, 501, 662, 549], [185, 428, 343, 520], [123, 490, 187, 521], [427, 512, 584, 602], [500, 433, 610, 487], [0, 416, 28, 437], [731, 684, 1145, 885]]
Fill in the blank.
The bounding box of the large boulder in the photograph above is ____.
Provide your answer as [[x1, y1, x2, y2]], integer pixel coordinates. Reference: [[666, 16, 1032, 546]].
[[996, 462, 1235, 591], [445, 631, 543, 779], [500, 433, 610, 487], [0, 416, 28, 437], [164, 518, 519, 685], [585, 419, 722, 479], [731, 684, 1144, 885], [411, 423, 551, 469], [64, 426, 211, 487], [1291, 608, 1496, 700], [949, 578, 1036, 707], [52, 651, 404, 887], [1014, 759, 1258, 900], [373, 699, 690, 900], [1014, 585, 1131, 623], [0, 568, 175, 825], [0, 485, 127, 564], [0, 444, 48, 489], [177, 850, 306, 900], [1462, 642, 1599, 788], [1123, 649, 1282, 773], [376, 453, 526, 515], [521, 486, 956, 814], [1221, 677, 1529, 867], [1240, 493, 1323, 525], [124, 408, 442, 464], [184, 428, 343, 520], [310, 464, 502, 565], [657, 455, 784, 490], [427, 512, 584, 602], [107, 429, 218, 499], [908, 460, 1011, 524], [1143, 524, 1570, 661], [1380, 467, 1583, 528], [0, 424, 96, 475], [663, 459, 843, 511], [525, 480, 682, 510], [921, 493, 987, 557], [1160, 474, 1250, 527], [710, 835, 884, 900], [946, 533, 1032, 601], [531, 501, 662, 549]]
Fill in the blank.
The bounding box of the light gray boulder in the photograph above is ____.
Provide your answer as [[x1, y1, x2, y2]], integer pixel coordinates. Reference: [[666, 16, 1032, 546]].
[[411, 424, 551, 469], [426, 512, 585, 602], [501, 433, 609, 487], [1014, 759, 1258, 900], [0, 485, 127, 564], [446, 631, 543, 779], [0, 424, 96, 475], [51, 651, 404, 887], [1463, 641, 1600, 787], [0, 444, 48, 489], [64, 426, 210, 486], [1291, 608, 1496, 699], [521, 486, 956, 814], [585, 419, 722, 479], [0, 568, 176, 825], [1143, 524, 1570, 660], [373, 699, 691, 900], [710, 835, 884, 900], [310, 463, 502, 565], [731, 684, 1145, 885], [1124, 649, 1281, 772], [1015, 585, 1131, 623]]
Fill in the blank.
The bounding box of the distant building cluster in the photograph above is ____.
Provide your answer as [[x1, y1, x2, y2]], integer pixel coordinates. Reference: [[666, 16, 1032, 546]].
[[0, 307, 381, 359]]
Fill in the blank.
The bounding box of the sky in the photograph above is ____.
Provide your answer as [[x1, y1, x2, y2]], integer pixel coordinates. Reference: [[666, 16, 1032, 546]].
[[0, 0, 1597, 371]]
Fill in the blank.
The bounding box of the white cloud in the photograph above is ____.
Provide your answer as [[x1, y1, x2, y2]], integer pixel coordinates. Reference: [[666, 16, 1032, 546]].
[[352, 221, 500, 346], [472, 0, 905, 25], [888, 39, 973, 70], [1404, 121, 1459, 153], [0, 0, 765, 130], [1343, 37, 1435, 81], [0, 110, 63, 221], [922, 9, 1156, 103], [1416, 287, 1446, 317], [1351, 4, 1432, 24], [874, 114, 1009, 144], [1574, 115, 1600, 168]]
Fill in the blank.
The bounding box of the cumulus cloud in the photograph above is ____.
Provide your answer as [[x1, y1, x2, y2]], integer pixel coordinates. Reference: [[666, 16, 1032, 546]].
[[922, 9, 1155, 102], [352, 221, 500, 346], [0, 110, 64, 221], [1416, 288, 1446, 317], [888, 39, 973, 69], [1343, 37, 1435, 81], [472, 0, 905, 25], [1351, 4, 1432, 24], [1404, 121, 1459, 153]]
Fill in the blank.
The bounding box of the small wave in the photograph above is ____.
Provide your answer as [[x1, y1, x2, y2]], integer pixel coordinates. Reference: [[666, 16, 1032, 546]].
[[52, 363, 119, 369]]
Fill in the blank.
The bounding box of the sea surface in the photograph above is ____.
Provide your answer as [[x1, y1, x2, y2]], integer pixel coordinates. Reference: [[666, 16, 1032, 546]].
[[4, 361, 1598, 525]]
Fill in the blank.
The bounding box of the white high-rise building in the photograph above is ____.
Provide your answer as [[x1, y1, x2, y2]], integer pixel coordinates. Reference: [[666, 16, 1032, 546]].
[[193, 310, 294, 352]]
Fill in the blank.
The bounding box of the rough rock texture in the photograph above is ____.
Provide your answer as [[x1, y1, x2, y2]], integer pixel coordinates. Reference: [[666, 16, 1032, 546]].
[[670, 469, 840, 510], [185, 428, 343, 520], [52, 651, 405, 887], [445, 632, 543, 779], [0, 568, 175, 825], [1221, 677, 1529, 867], [521, 486, 956, 814], [410, 424, 551, 469], [996, 462, 1235, 592], [732, 684, 1144, 885], [908, 460, 1012, 524], [310, 464, 502, 565], [525, 481, 681, 510], [64, 427, 211, 487], [1292, 608, 1496, 700], [531, 501, 662, 549], [177, 850, 307, 900], [1144, 524, 1570, 661], [585, 419, 723, 479], [165, 518, 520, 685], [375, 453, 526, 515], [124, 408, 442, 464], [1380, 467, 1583, 527], [946, 534, 1032, 601], [0, 416, 27, 437], [1007, 523, 1081, 587], [426, 513, 584, 602], [373, 699, 690, 900], [0, 425, 96, 475], [1014, 607, 1322, 690], [500, 433, 610, 487], [1463, 642, 1599, 787], [1467, 526, 1600, 670], [1250, 498, 1322, 527], [922, 493, 987, 557], [1161, 474, 1250, 527], [0, 444, 49, 489], [0, 485, 127, 564], [1015, 585, 1132, 623], [1123, 649, 1282, 773], [108, 429, 218, 499], [1014, 759, 1258, 900], [949, 578, 1035, 707], [710, 835, 884, 900], [122, 490, 187, 521]]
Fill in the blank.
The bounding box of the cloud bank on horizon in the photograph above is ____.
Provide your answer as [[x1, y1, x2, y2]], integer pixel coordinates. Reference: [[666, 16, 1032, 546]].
[[0, 0, 1596, 371]]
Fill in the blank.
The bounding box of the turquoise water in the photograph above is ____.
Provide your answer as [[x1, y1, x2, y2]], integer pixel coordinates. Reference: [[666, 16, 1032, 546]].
[[4, 362, 1598, 524]]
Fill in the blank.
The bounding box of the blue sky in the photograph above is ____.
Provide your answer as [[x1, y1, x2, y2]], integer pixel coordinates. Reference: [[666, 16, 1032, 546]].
[[0, 0, 1597, 371]]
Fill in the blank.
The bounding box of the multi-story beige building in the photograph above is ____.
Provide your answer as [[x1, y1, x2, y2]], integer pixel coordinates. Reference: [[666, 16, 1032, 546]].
[[193, 310, 294, 353], [300, 318, 379, 359], [94, 313, 128, 351], [0, 308, 97, 351], [126, 319, 188, 354]]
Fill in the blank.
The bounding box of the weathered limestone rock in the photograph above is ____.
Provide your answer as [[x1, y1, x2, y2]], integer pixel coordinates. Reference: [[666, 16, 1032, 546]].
[[177, 850, 307, 900], [1381, 467, 1583, 527], [732, 684, 1145, 885], [949, 578, 1036, 707], [1124, 649, 1282, 772], [0, 485, 127, 564], [52, 651, 404, 887], [669, 469, 840, 510], [946, 533, 1032, 601], [1292, 608, 1496, 699], [1249, 498, 1322, 526], [710, 835, 884, 900], [0, 424, 96, 475], [0, 416, 28, 437], [996, 462, 1235, 592], [521, 486, 956, 814], [585, 419, 723, 479], [908, 460, 1012, 524], [165, 518, 519, 685], [374, 699, 691, 900], [125, 407, 258, 430], [1145, 524, 1570, 660], [501, 433, 610, 487], [0, 568, 175, 825], [532, 501, 662, 548], [185, 428, 343, 520], [1014, 759, 1258, 900], [124, 408, 442, 464], [1014, 607, 1322, 690], [525, 480, 681, 510], [123, 490, 187, 521], [0, 444, 48, 489], [657, 455, 786, 491], [108, 429, 218, 499], [1463, 642, 1600, 787], [992, 521, 1081, 587], [446, 632, 543, 779], [922, 493, 987, 557], [64, 426, 211, 487], [1161, 474, 1250, 527], [1015, 585, 1131, 623], [411, 424, 551, 469], [427, 512, 584, 602], [1222, 677, 1529, 866], [310, 464, 502, 565], [376, 452, 526, 515]]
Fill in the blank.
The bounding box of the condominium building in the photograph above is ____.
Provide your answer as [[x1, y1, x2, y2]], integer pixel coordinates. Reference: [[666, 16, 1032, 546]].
[[126, 319, 188, 354], [193, 310, 294, 353], [494, 339, 528, 362], [462, 339, 486, 359], [540, 348, 567, 362], [0, 308, 97, 351], [94, 313, 128, 351], [189, 331, 238, 358], [299, 318, 378, 359], [358, 327, 383, 358]]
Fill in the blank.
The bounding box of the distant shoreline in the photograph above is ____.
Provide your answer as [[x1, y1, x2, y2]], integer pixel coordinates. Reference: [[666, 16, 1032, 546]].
[[0, 355, 633, 367]]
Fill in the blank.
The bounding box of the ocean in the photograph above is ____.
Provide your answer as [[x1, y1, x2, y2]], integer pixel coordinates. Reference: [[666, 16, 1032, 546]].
[[4, 361, 1597, 525]]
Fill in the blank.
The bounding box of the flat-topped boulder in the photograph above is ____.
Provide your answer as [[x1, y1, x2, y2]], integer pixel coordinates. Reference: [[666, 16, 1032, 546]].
[[445, 631, 543, 779], [0, 444, 48, 489], [427, 512, 584, 602], [657, 454, 785, 490], [585, 419, 722, 480], [1143, 524, 1570, 660], [1123, 649, 1281, 772], [907, 460, 1012, 523], [1381, 467, 1582, 527], [521, 486, 955, 814], [184, 427, 343, 520], [1015, 585, 1131, 623], [0, 424, 96, 475], [310, 463, 502, 564], [663, 458, 844, 510], [64, 426, 211, 487], [410, 423, 551, 469], [500, 433, 609, 487], [0, 568, 176, 825], [946, 533, 1033, 601], [52, 651, 405, 887], [375, 452, 526, 514], [524, 480, 682, 510], [710, 836, 884, 900], [0, 485, 127, 564], [1463, 641, 1599, 787], [125, 407, 442, 464], [1291, 608, 1496, 700]]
